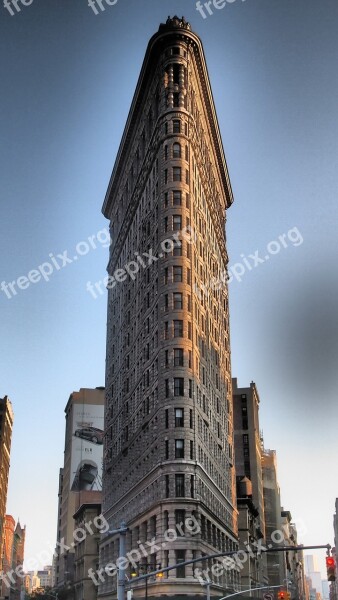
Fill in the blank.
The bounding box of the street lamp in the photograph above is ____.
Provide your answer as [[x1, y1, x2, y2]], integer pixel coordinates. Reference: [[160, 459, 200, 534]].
[[130, 564, 163, 600]]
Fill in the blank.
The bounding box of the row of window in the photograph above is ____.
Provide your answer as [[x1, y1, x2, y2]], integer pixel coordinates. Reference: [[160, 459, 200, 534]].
[[165, 377, 193, 398], [164, 142, 189, 161], [164, 266, 191, 284], [164, 348, 192, 369], [164, 320, 192, 340], [165, 407, 193, 428], [165, 473, 194, 499], [164, 167, 189, 184], [164, 119, 186, 136], [165, 438, 194, 460], [164, 292, 191, 311], [164, 190, 190, 208]]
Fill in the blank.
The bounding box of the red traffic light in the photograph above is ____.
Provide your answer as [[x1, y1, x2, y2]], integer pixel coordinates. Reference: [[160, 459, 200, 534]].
[[326, 556, 336, 582]]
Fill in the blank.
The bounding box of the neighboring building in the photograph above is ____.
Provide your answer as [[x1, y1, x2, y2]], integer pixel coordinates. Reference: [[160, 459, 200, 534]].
[[262, 449, 284, 586], [0, 397, 14, 562], [73, 502, 102, 600], [333, 501, 338, 600], [233, 379, 267, 587], [11, 521, 26, 600], [236, 477, 262, 592], [305, 554, 324, 598], [55, 388, 105, 591], [280, 512, 306, 600], [25, 566, 52, 594], [100, 15, 238, 600], [323, 580, 330, 600], [37, 566, 52, 589]]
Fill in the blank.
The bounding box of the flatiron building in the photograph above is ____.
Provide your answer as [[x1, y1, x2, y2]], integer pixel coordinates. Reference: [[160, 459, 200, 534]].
[[100, 16, 238, 600]]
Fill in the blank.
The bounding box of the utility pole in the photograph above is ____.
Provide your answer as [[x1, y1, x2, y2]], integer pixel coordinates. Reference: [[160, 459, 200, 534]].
[[107, 521, 128, 600]]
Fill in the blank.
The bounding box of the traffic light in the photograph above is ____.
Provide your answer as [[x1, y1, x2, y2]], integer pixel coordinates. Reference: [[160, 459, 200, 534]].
[[278, 591, 286, 600], [326, 556, 336, 582]]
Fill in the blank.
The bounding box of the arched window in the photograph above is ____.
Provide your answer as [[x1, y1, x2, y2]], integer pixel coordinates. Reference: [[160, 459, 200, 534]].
[[173, 143, 181, 158]]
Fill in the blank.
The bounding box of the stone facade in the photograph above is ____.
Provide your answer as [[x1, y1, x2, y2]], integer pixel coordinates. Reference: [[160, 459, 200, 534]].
[[0, 396, 14, 571], [100, 16, 238, 600], [233, 378, 268, 586], [73, 503, 102, 600], [55, 387, 104, 589]]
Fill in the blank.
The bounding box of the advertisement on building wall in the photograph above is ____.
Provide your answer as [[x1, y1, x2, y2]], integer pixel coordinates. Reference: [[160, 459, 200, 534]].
[[70, 404, 104, 492]]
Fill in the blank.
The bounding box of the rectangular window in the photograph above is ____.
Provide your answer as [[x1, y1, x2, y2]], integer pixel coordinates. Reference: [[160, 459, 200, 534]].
[[164, 322, 169, 340], [173, 167, 181, 182], [173, 292, 183, 310], [190, 439, 194, 459], [175, 510, 185, 535], [186, 193, 190, 208], [187, 268, 191, 284], [175, 474, 185, 498], [243, 434, 249, 445], [189, 379, 193, 398], [173, 120, 181, 134], [164, 267, 168, 285], [190, 474, 194, 498], [165, 474, 170, 498], [173, 242, 182, 256], [173, 143, 181, 158], [187, 295, 191, 312], [165, 294, 169, 310], [174, 378, 184, 396], [165, 439, 169, 460], [174, 348, 184, 366], [173, 215, 182, 231], [164, 216, 168, 232], [174, 320, 183, 337], [164, 169, 168, 184], [173, 266, 183, 282], [165, 408, 169, 428], [164, 192, 168, 207], [186, 170, 189, 184], [165, 380, 169, 398], [165, 350, 169, 367], [173, 190, 182, 206], [188, 321, 192, 340], [175, 408, 184, 427], [176, 549, 186, 577], [175, 439, 184, 459], [164, 145, 168, 160]]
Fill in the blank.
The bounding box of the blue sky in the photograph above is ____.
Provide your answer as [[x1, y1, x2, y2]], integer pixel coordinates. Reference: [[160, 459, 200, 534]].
[[1, 0, 337, 580]]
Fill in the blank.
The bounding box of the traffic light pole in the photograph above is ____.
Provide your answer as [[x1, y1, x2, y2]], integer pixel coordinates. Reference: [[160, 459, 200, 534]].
[[121, 543, 331, 600], [218, 584, 286, 600]]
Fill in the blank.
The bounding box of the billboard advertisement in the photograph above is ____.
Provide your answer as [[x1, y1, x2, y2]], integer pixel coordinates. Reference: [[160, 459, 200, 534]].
[[70, 403, 104, 492]]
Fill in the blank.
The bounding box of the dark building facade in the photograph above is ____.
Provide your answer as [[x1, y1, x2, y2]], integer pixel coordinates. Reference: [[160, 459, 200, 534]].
[[100, 16, 238, 600]]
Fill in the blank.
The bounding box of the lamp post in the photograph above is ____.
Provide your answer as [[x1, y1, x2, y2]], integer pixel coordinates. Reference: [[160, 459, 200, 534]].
[[106, 522, 128, 600]]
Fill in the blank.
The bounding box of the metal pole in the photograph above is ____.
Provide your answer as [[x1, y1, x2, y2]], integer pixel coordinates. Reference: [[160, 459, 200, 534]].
[[117, 521, 127, 600], [145, 574, 148, 600], [206, 579, 211, 600]]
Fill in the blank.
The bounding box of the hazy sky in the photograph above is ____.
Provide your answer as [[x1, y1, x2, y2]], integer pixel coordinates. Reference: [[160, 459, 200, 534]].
[[1, 0, 337, 581]]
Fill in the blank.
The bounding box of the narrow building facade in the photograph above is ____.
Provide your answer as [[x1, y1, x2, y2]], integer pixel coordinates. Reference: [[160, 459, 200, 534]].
[[100, 16, 238, 600]]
